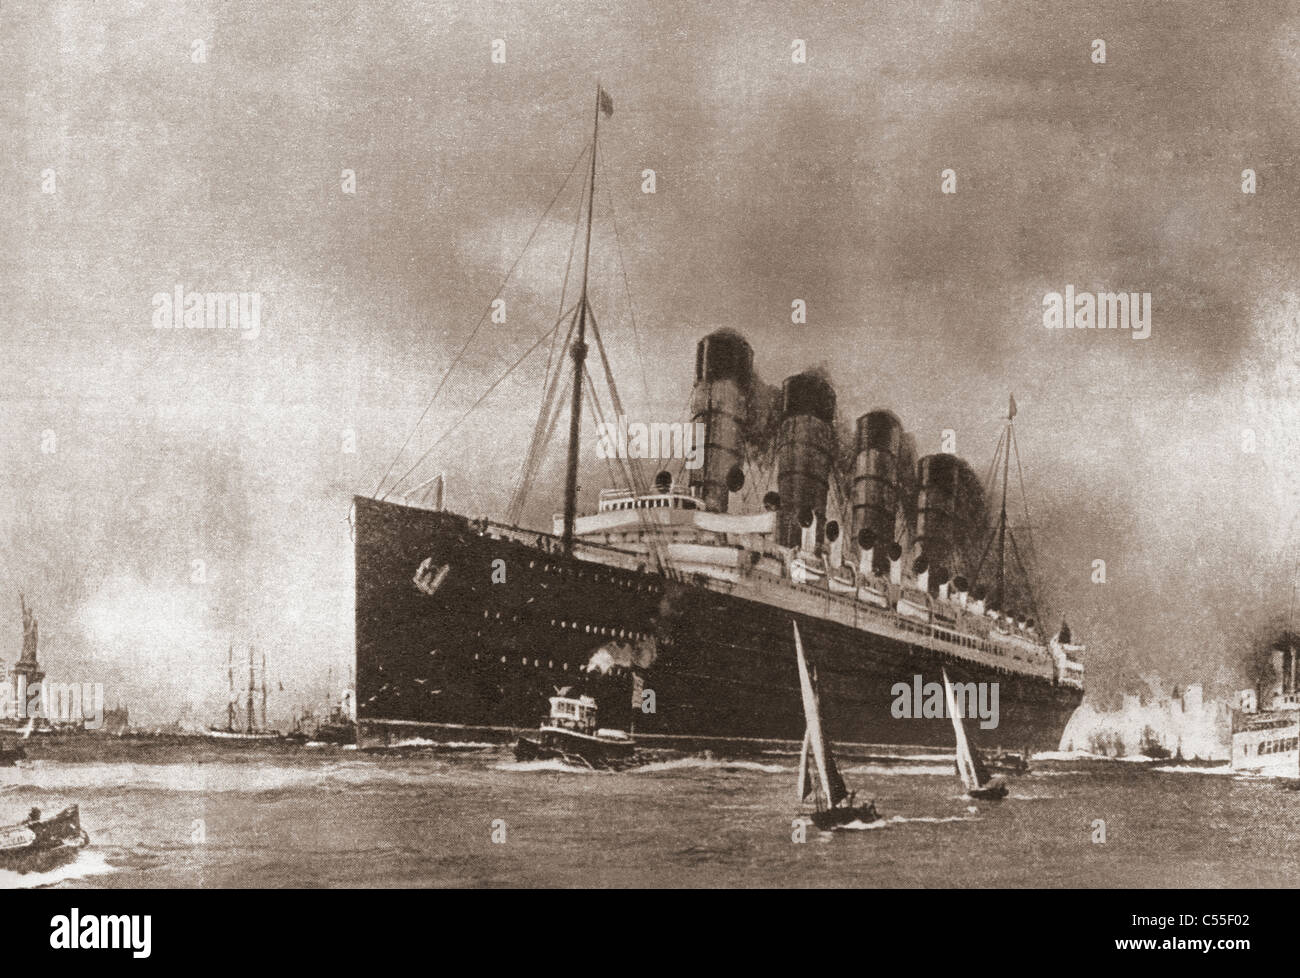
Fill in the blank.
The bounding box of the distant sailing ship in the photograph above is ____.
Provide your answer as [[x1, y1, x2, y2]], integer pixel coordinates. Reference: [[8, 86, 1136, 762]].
[[943, 668, 1008, 800], [312, 667, 357, 744], [351, 86, 1086, 752], [207, 645, 281, 741], [794, 622, 879, 829]]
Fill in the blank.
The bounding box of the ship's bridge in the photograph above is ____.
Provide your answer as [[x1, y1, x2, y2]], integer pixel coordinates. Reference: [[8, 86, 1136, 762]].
[[553, 483, 781, 581], [556, 483, 777, 541]]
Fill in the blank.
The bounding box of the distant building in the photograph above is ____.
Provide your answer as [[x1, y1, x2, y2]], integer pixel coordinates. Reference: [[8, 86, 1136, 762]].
[[101, 704, 130, 735]]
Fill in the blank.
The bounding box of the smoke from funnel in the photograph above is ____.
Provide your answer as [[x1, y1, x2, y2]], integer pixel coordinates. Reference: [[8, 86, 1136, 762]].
[[586, 637, 657, 674]]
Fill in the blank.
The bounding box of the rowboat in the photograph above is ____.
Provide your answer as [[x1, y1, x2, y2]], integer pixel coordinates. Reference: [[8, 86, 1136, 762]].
[[0, 805, 89, 873]]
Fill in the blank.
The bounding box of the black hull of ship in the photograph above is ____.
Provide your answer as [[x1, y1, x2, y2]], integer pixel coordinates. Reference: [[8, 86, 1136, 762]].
[[354, 497, 1082, 752]]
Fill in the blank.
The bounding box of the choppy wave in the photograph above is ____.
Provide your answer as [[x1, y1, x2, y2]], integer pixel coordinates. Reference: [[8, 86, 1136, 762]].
[[491, 759, 601, 774], [1159, 764, 1237, 776], [1033, 749, 1172, 764], [0, 760, 442, 794], [1033, 749, 1102, 762], [842, 763, 953, 777], [632, 757, 789, 775], [0, 850, 115, 890], [827, 813, 980, 831], [1149, 763, 1253, 777], [386, 738, 495, 750]]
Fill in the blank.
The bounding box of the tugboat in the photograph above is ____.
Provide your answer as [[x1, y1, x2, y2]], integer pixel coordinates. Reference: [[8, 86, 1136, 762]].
[[312, 676, 357, 745], [0, 805, 89, 873], [793, 622, 880, 830], [514, 693, 636, 769], [943, 668, 1009, 800], [0, 741, 24, 767]]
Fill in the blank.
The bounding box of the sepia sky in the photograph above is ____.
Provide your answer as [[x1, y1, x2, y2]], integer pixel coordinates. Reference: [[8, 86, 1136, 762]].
[[3, 0, 1300, 722]]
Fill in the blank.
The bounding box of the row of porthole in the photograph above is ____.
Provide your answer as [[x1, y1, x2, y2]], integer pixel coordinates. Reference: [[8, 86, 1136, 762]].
[[477, 607, 646, 642], [468, 652, 616, 673], [522, 558, 661, 594], [549, 619, 646, 641]]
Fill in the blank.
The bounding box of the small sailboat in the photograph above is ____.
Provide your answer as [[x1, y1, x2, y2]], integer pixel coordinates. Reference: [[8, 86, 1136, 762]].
[[793, 622, 879, 829], [942, 668, 1008, 800]]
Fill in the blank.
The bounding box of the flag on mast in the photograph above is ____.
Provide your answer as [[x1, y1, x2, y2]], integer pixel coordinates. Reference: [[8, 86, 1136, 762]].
[[1008, 393, 1017, 420], [598, 85, 614, 117]]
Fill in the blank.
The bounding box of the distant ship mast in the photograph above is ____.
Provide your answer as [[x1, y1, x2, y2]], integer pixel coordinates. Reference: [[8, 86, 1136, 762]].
[[226, 643, 236, 732], [995, 396, 1013, 612], [972, 394, 1042, 625], [261, 650, 268, 732], [247, 646, 256, 734]]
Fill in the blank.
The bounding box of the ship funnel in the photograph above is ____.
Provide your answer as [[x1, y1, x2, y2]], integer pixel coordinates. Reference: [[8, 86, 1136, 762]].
[[914, 453, 987, 579], [887, 541, 903, 585], [852, 410, 909, 575], [776, 372, 836, 549], [688, 331, 753, 513]]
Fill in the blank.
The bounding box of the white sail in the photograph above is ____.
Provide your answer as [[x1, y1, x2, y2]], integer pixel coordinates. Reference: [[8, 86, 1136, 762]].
[[943, 668, 979, 790], [793, 622, 834, 806], [796, 727, 813, 801]]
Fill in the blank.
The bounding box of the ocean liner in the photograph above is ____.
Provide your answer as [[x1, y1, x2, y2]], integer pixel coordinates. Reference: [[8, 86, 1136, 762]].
[[353, 87, 1085, 751]]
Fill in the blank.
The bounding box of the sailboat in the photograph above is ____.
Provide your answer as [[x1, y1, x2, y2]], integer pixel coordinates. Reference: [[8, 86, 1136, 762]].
[[793, 622, 879, 829], [942, 668, 1008, 800]]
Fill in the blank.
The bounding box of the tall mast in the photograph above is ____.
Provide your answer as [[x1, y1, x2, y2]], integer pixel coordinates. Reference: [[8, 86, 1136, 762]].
[[562, 82, 603, 553], [995, 396, 1013, 611], [227, 643, 235, 732], [261, 650, 268, 731], [247, 646, 256, 733]]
